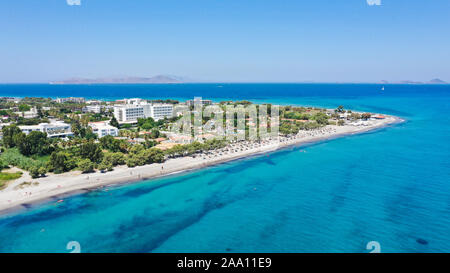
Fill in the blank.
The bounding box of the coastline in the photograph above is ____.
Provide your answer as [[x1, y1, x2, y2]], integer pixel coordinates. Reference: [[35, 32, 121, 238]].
[[0, 116, 403, 216]]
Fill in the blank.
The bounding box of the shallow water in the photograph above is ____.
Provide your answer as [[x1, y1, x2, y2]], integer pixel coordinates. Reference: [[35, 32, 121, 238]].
[[0, 83, 449, 252]]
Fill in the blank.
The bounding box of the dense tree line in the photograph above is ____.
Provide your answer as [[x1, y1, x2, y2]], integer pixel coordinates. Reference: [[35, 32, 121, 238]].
[[165, 139, 228, 158], [2, 125, 54, 156]]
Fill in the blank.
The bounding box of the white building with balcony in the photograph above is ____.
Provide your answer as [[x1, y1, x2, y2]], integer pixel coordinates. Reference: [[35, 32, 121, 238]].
[[113, 104, 147, 123], [113, 99, 173, 123], [82, 105, 112, 114], [150, 104, 174, 120], [89, 121, 119, 138]]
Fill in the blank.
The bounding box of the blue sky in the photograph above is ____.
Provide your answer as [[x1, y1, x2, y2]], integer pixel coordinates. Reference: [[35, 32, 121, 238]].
[[1, 0, 449, 83]]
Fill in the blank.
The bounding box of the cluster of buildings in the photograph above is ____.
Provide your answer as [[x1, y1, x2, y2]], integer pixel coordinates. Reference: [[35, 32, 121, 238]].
[[0, 97, 22, 103], [54, 97, 86, 104], [14, 107, 38, 119], [2, 97, 218, 142], [16, 120, 119, 139]]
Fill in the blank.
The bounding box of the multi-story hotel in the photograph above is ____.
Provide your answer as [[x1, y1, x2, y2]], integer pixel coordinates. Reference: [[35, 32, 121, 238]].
[[150, 104, 174, 120], [113, 99, 173, 123], [82, 105, 112, 114]]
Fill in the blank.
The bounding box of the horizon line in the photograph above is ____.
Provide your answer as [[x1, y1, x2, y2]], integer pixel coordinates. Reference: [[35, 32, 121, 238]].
[[0, 81, 448, 85]]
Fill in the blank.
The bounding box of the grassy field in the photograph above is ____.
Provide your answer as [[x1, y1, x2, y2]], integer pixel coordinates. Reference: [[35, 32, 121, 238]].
[[31, 154, 50, 164], [0, 171, 23, 190]]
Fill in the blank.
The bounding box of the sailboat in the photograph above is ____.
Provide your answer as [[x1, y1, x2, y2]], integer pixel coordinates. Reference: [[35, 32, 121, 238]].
[[381, 86, 385, 91]]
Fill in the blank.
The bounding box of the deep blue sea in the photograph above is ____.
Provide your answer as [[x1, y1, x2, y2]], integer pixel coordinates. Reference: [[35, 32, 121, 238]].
[[0, 84, 449, 253]]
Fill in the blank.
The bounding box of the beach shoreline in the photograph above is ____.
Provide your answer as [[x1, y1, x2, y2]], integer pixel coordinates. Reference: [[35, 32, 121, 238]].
[[0, 116, 403, 216]]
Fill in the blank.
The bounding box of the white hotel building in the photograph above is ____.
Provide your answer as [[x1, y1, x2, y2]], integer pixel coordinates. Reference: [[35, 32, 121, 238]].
[[19, 120, 73, 138], [113, 99, 173, 123], [89, 121, 119, 138], [150, 104, 174, 120], [55, 97, 86, 104]]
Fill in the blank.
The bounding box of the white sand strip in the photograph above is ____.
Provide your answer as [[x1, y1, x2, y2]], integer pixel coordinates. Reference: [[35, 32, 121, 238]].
[[0, 116, 401, 214]]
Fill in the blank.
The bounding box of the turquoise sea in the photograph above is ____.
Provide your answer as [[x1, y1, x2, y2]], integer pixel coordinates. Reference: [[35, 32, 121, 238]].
[[0, 84, 449, 253]]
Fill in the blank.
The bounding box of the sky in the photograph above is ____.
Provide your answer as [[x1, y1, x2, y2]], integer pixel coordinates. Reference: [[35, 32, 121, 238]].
[[0, 0, 449, 83]]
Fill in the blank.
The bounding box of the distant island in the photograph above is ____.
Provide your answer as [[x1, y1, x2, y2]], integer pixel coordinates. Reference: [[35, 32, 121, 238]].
[[47, 76, 449, 85], [50, 75, 183, 84], [380, 78, 448, 85], [428, 78, 448, 84]]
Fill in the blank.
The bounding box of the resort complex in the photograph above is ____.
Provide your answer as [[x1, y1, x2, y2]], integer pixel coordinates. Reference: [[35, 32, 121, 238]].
[[1, 0, 449, 256], [0, 96, 399, 213]]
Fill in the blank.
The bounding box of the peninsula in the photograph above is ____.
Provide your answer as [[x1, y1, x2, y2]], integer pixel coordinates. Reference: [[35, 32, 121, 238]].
[[49, 75, 183, 84], [0, 97, 401, 214]]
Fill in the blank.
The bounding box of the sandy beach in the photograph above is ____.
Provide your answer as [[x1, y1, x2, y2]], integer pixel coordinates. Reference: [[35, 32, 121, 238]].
[[0, 116, 401, 215]]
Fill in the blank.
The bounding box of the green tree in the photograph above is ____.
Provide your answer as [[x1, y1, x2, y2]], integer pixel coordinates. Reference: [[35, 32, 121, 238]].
[[14, 132, 29, 155], [147, 148, 164, 163], [49, 151, 77, 173], [100, 135, 114, 149], [361, 113, 372, 120], [126, 156, 139, 167], [99, 135, 124, 152], [79, 141, 103, 163], [350, 113, 361, 120], [78, 159, 95, 173], [18, 131, 51, 156], [71, 121, 83, 137], [84, 128, 98, 140], [109, 116, 120, 128], [129, 144, 145, 155], [150, 129, 160, 139], [0, 158, 9, 171], [38, 166, 47, 177], [98, 161, 108, 172], [2, 125, 22, 148], [103, 152, 126, 166], [138, 117, 156, 130], [143, 139, 156, 149], [312, 112, 329, 125], [29, 166, 41, 178], [98, 160, 113, 172], [18, 104, 31, 112]]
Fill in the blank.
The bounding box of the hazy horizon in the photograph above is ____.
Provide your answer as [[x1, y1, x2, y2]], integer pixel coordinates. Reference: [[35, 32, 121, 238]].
[[1, 0, 449, 83]]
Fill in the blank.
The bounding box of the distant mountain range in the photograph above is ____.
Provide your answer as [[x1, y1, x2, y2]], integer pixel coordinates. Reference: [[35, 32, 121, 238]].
[[50, 75, 184, 84], [380, 78, 448, 85]]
